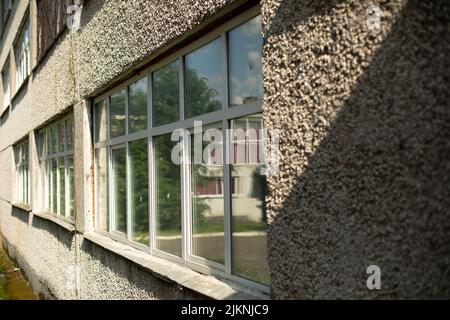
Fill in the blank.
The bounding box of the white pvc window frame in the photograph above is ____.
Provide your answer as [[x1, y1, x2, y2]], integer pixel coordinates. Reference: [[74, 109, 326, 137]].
[[93, 6, 268, 293], [1, 58, 10, 111], [38, 114, 75, 222], [15, 19, 30, 89]]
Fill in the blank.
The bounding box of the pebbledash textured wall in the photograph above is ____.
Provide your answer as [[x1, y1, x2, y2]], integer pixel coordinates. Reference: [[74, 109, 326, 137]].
[[1, 0, 449, 300], [263, 0, 450, 298]]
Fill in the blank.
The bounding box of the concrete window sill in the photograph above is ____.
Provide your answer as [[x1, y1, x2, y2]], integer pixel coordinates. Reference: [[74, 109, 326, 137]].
[[83, 232, 268, 300], [12, 202, 33, 213], [33, 211, 76, 233]]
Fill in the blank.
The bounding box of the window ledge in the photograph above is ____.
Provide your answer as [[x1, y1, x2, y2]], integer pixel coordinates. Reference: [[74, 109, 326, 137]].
[[33, 210, 76, 233], [0, 105, 10, 118], [83, 232, 268, 300], [11, 202, 32, 213], [11, 75, 30, 103]]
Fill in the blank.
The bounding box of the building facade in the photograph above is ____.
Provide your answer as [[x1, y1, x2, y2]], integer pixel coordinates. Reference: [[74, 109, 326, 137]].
[[0, 0, 449, 299]]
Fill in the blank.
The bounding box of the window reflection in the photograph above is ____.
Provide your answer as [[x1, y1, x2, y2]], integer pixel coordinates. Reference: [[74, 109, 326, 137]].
[[58, 157, 65, 216], [185, 38, 224, 118], [129, 78, 148, 133], [228, 16, 263, 108], [191, 127, 224, 264], [95, 148, 109, 231], [130, 139, 149, 245], [153, 60, 180, 126], [231, 114, 269, 285], [155, 134, 181, 256], [110, 90, 126, 138], [112, 147, 127, 234]]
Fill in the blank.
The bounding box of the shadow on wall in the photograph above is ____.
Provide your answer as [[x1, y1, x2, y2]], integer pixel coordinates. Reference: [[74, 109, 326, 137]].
[[265, 0, 450, 298]]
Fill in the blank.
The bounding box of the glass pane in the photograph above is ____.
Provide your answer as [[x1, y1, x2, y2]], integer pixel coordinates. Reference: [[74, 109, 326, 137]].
[[52, 159, 57, 213], [38, 132, 45, 159], [228, 15, 263, 108], [191, 127, 224, 263], [112, 147, 127, 234], [185, 38, 224, 118], [59, 158, 65, 216], [129, 78, 148, 133], [94, 100, 108, 142], [50, 127, 57, 155], [46, 161, 51, 210], [153, 60, 179, 126], [110, 90, 126, 138], [46, 130, 51, 156], [130, 139, 149, 245], [67, 157, 75, 218], [66, 117, 74, 152], [95, 148, 108, 231], [230, 114, 269, 285], [155, 134, 181, 256], [58, 122, 66, 152]]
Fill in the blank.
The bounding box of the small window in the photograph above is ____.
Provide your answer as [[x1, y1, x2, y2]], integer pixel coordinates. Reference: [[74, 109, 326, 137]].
[[15, 20, 30, 89], [39, 114, 75, 219], [14, 139, 30, 205], [36, 0, 73, 62], [1, 58, 10, 111]]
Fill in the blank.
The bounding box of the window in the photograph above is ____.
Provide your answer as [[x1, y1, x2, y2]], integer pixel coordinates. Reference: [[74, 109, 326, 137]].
[[15, 20, 30, 88], [39, 114, 75, 220], [14, 139, 30, 205], [2, 58, 10, 111], [94, 10, 268, 289], [36, 0, 73, 62]]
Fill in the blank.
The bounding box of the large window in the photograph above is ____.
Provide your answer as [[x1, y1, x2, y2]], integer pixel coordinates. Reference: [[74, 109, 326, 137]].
[[1, 58, 10, 111], [14, 139, 30, 205], [94, 10, 268, 289], [39, 114, 75, 220], [15, 20, 30, 88]]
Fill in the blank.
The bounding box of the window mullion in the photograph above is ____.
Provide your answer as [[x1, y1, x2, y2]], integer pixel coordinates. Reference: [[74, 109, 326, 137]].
[[126, 142, 132, 240], [221, 32, 232, 276]]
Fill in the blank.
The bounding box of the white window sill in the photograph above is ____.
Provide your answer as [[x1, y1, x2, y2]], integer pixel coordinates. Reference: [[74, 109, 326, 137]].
[[11, 202, 32, 213], [83, 231, 268, 300], [32, 210, 76, 233], [0, 104, 10, 118]]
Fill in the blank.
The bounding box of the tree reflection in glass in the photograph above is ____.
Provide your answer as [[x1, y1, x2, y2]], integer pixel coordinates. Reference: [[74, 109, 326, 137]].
[[112, 147, 127, 234], [129, 78, 148, 133], [130, 139, 149, 245], [155, 134, 181, 256], [153, 60, 180, 126], [110, 90, 126, 138], [185, 38, 223, 118]]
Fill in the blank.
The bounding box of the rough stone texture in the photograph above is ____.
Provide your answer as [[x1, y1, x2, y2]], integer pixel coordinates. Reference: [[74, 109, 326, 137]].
[[263, 0, 450, 298]]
